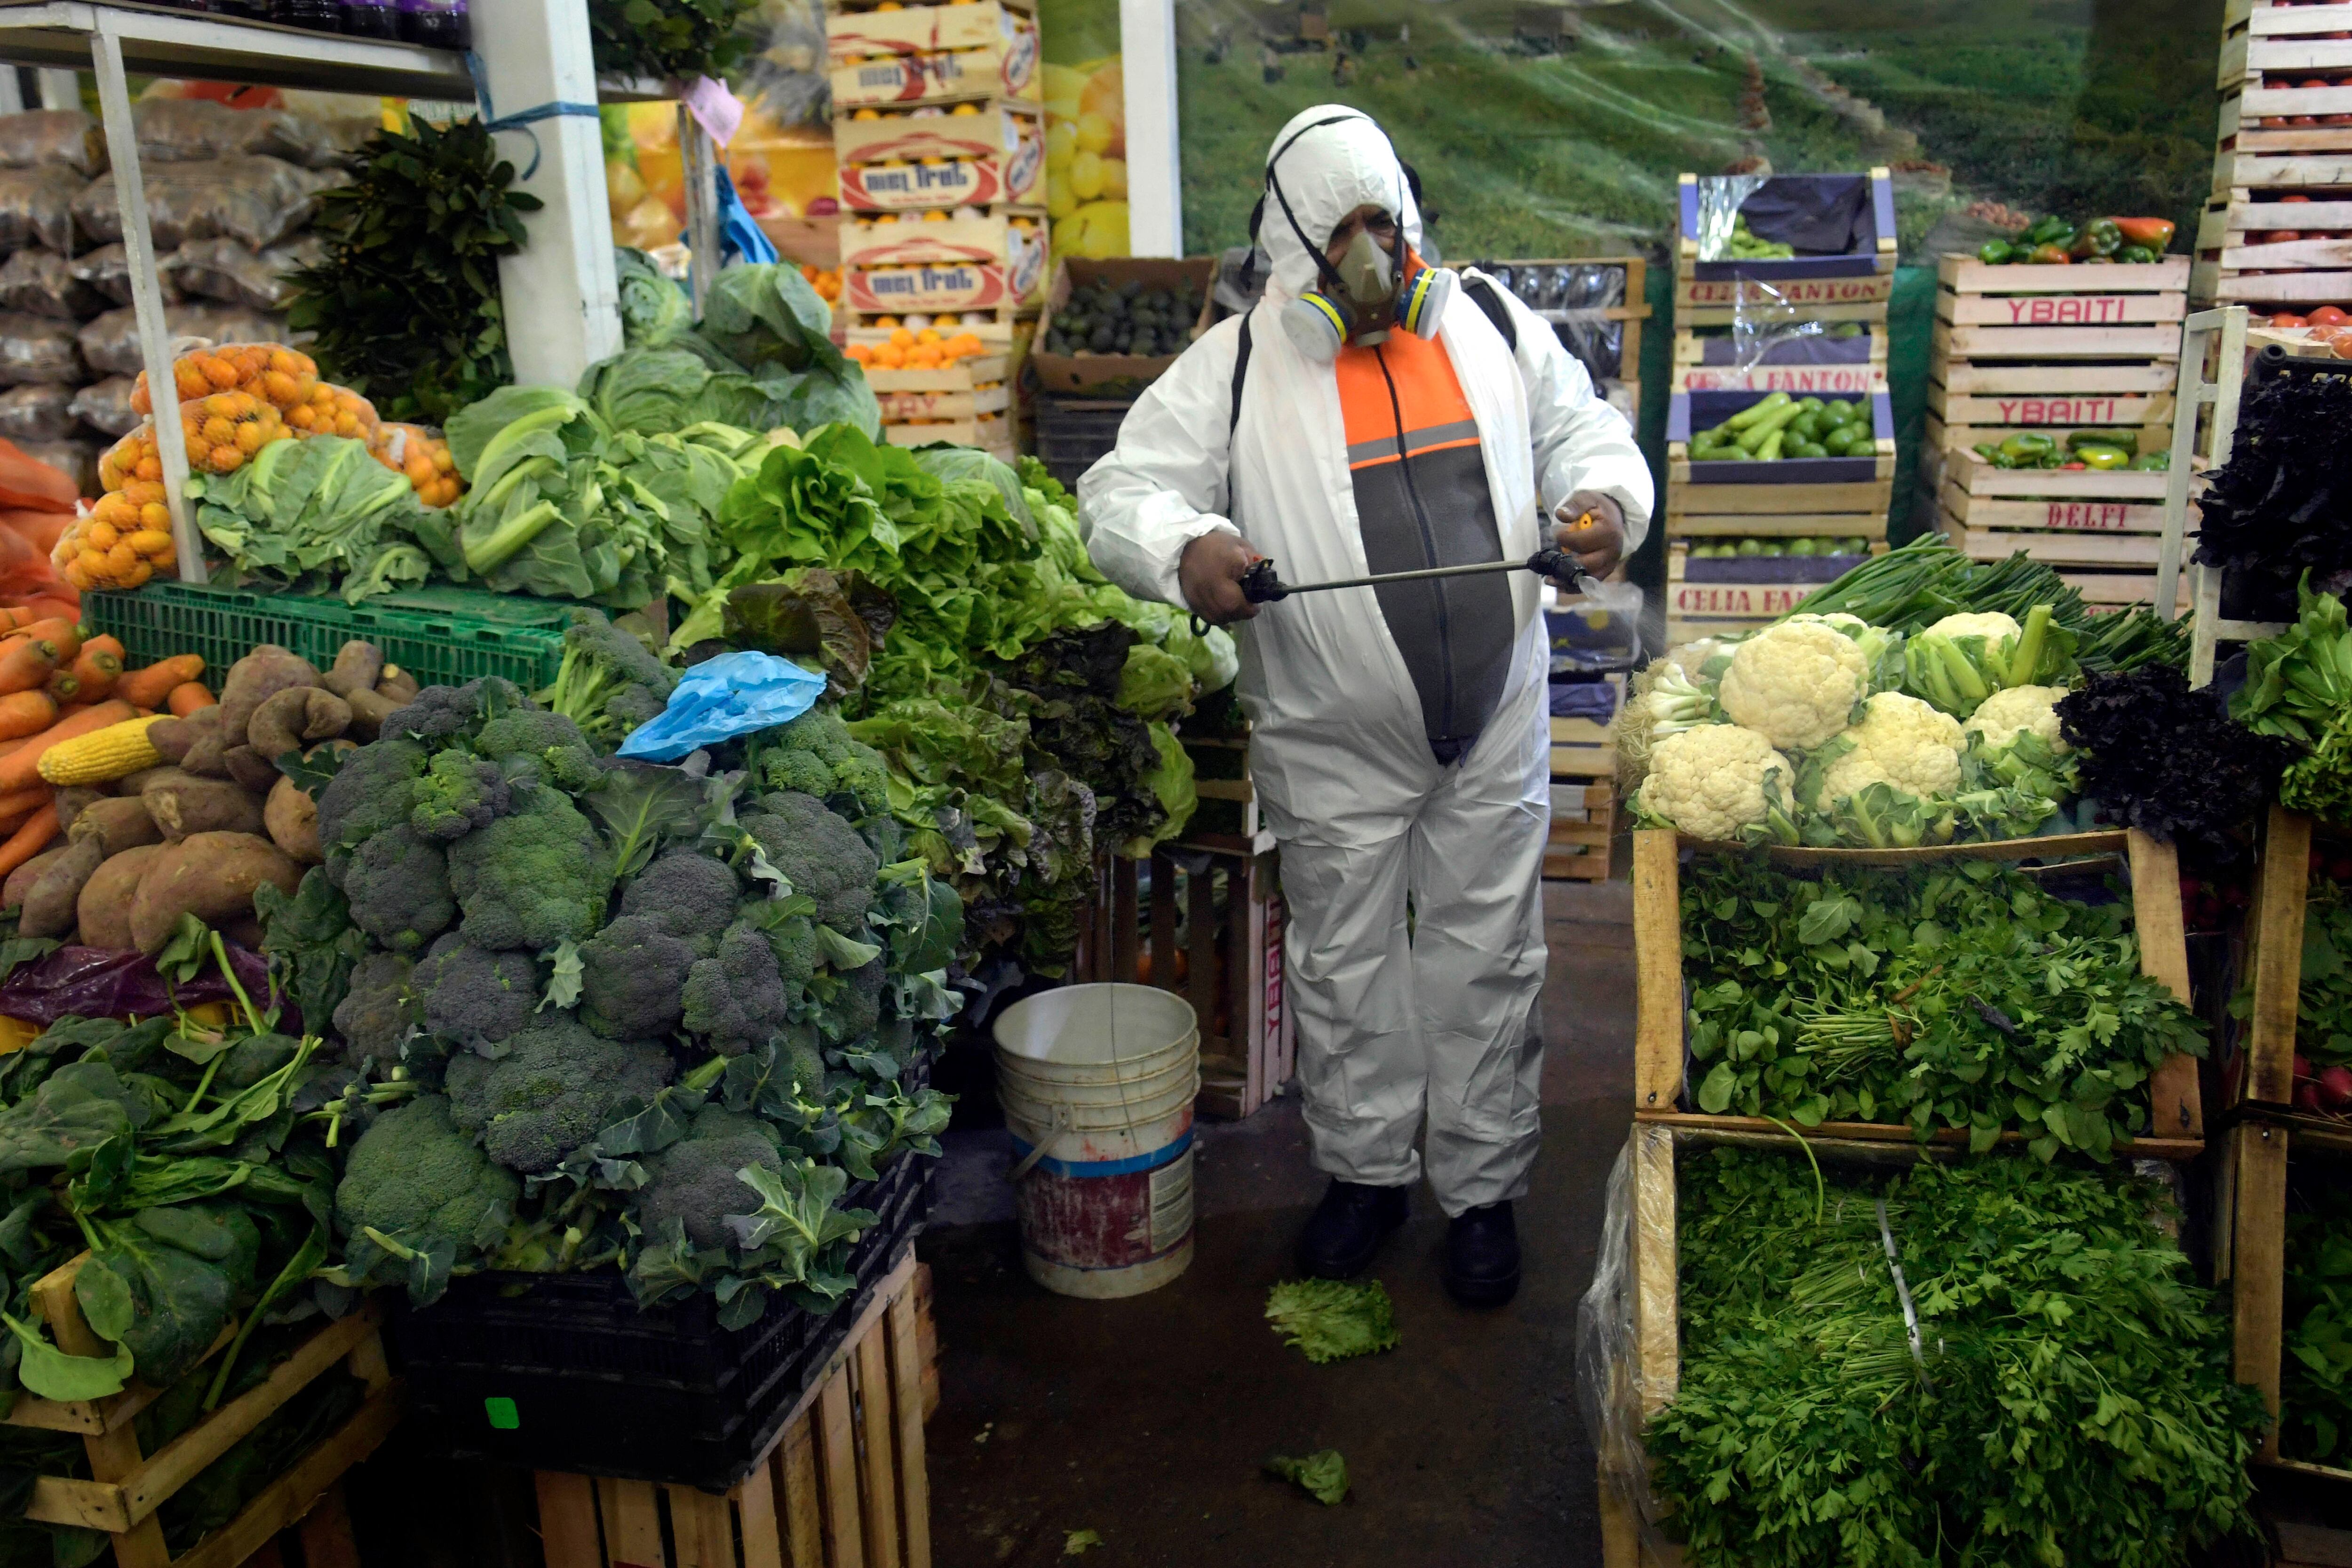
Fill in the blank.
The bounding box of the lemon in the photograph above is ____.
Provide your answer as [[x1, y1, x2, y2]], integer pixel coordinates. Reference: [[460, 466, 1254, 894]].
[[1076, 111, 1114, 156], [1046, 119, 1078, 163], [1046, 179, 1078, 219], [952, 102, 982, 115], [1101, 156, 1128, 200], [1069, 149, 1104, 200]]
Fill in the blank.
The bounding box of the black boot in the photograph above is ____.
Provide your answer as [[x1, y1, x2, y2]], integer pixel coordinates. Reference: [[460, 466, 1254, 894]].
[[1295, 1180, 1409, 1279], [1442, 1201, 1520, 1307]]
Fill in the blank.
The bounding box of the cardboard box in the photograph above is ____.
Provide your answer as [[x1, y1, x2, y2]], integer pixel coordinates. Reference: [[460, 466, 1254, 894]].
[[833, 99, 1042, 205], [829, 1, 1033, 62], [829, 33, 1038, 109], [839, 210, 1046, 273], [847, 256, 1042, 313], [1027, 255, 1216, 394]]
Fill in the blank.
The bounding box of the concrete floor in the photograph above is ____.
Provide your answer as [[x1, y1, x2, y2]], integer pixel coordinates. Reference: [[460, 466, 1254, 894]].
[[920, 879, 1637, 1568]]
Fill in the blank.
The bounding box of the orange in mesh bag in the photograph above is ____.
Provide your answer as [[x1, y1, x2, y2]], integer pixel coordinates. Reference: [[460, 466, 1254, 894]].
[[131, 342, 312, 415], [369, 422, 462, 508], [176, 390, 290, 476], [285, 381, 378, 440], [53, 480, 173, 591]]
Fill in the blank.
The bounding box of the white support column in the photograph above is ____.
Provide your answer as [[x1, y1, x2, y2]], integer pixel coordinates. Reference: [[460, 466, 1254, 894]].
[[471, 0, 622, 388], [1118, 0, 1181, 257], [90, 16, 203, 585], [680, 104, 721, 314], [34, 69, 78, 112], [0, 72, 24, 117]]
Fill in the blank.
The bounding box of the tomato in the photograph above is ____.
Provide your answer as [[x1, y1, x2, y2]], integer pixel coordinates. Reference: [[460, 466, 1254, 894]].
[[2284, 193, 2314, 202], [2261, 230, 2305, 243], [2270, 312, 2311, 327], [2310, 305, 2349, 323]]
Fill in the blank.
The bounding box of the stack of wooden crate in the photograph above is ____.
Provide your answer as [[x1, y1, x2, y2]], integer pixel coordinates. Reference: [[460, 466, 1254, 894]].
[[1546, 700, 1618, 882], [1925, 252, 2187, 607], [2217, 806, 2352, 1512], [1664, 170, 1896, 644], [1476, 256, 1650, 418], [2197, 0, 2352, 317], [827, 0, 1044, 454]]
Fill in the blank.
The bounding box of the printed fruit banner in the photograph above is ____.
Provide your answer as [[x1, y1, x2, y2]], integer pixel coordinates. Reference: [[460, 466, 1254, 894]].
[[1040, 0, 1131, 259], [1172, 0, 2220, 263]]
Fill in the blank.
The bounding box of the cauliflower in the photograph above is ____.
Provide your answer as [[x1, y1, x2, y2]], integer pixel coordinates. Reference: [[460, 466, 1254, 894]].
[[1922, 611, 2022, 645], [1817, 692, 1963, 804], [1962, 685, 2070, 754], [1715, 621, 1867, 751], [1636, 724, 1796, 842]]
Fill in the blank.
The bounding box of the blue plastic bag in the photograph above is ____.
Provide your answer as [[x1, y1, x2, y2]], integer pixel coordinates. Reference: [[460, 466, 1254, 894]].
[[617, 651, 824, 762]]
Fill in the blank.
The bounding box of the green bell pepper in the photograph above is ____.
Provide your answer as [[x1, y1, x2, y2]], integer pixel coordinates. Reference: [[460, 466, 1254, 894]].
[[2070, 218, 2123, 259], [2128, 450, 2171, 471], [2066, 429, 2133, 452], [2115, 243, 2159, 265], [2073, 443, 2131, 470], [1974, 442, 2015, 469], [1999, 433, 2057, 462], [2023, 215, 2074, 248], [1978, 239, 2016, 265]]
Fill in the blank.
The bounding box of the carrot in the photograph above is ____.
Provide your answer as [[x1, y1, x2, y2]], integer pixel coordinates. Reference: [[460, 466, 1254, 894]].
[[166, 681, 215, 716], [41, 670, 74, 705], [0, 787, 49, 821], [16, 619, 78, 663], [0, 700, 134, 793], [0, 608, 27, 634], [0, 804, 58, 882], [0, 692, 52, 741], [69, 637, 121, 700], [19, 598, 76, 626], [117, 655, 204, 710], [0, 640, 56, 697]]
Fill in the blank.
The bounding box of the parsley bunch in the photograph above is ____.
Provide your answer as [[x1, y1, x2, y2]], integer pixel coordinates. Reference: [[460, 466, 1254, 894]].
[[1679, 854, 2207, 1157], [2284, 1186, 2352, 1463], [1648, 1146, 2265, 1566]]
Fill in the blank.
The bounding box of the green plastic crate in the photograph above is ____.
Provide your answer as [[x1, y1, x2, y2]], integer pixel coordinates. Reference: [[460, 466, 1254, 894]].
[[83, 581, 579, 695]]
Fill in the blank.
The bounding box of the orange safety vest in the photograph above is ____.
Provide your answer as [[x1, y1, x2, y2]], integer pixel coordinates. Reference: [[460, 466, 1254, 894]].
[[1334, 328, 1511, 762]]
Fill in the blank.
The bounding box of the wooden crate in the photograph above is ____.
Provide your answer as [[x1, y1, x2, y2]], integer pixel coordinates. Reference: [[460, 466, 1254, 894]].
[[1546, 779, 1616, 882], [2197, 183, 2352, 310], [1672, 169, 1896, 327], [2214, 1116, 2352, 1484], [1630, 827, 2206, 1156], [535, 1250, 933, 1568], [1179, 733, 1268, 855], [1930, 447, 2186, 610], [866, 355, 1011, 424], [1478, 255, 1650, 385], [832, 97, 1043, 212], [1929, 254, 2186, 458], [881, 413, 1011, 455], [1074, 844, 1294, 1122], [2231, 806, 2352, 1111], [1666, 388, 1894, 548], [1664, 540, 1883, 644], [828, 25, 1040, 110], [1670, 326, 1886, 394], [1551, 714, 1616, 779], [7, 1266, 401, 1568], [1026, 255, 1215, 395]]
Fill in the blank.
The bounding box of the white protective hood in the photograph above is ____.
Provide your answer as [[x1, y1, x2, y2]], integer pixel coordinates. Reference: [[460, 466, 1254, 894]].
[[1256, 106, 1422, 305]]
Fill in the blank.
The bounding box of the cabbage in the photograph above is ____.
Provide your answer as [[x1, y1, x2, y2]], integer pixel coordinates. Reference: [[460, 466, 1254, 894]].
[[615, 246, 690, 348]]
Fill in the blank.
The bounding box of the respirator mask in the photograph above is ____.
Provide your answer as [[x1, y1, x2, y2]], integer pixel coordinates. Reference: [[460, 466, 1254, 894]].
[[1254, 113, 1457, 363]]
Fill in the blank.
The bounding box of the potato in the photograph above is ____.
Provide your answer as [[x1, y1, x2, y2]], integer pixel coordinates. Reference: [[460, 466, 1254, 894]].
[[247, 686, 350, 759], [321, 640, 384, 701], [127, 766, 195, 797], [2, 848, 64, 911], [144, 778, 266, 842], [265, 775, 320, 864], [21, 836, 102, 939], [76, 844, 163, 950], [216, 646, 321, 742], [67, 796, 161, 859], [129, 831, 301, 954], [52, 788, 105, 836], [149, 707, 217, 765], [376, 666, 419, 705], [342, 686, 400, 742], [222, 745, 278, 795]]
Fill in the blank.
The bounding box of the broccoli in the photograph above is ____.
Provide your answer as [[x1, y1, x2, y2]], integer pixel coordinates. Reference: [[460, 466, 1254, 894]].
[[413, 935, 541, 1052], [618, 850, 740, 949], [342, 824, 456, 953], [334, 1094, 519, 1255], [576, 915, 695, 1040], [328, 952, 413, 1067], [445, 786, 613, 952], [541, 612, 679, 748], [443, 1014, 673, 1174], [317, 735, 429, 857], [409, 750, 512, 843], [473, 708, 604, 794], [822, 957, 884, 1045], [629, 1106, 783, 1250], [739, 790, 877, 931], [681, 919, 790, 1057], [757, 708, 889, 821], [382, 678, 508, 745]]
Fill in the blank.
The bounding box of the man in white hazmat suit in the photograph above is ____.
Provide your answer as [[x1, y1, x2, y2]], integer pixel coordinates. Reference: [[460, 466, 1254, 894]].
[[1080, 108, 1652, 1306]]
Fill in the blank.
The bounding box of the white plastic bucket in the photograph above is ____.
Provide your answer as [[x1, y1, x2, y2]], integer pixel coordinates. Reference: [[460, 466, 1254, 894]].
[[993, 984, 1201, 1298]]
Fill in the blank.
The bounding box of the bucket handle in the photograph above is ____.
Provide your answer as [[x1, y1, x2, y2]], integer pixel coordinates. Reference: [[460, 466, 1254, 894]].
[[1005, 1101, 1075, 1184]]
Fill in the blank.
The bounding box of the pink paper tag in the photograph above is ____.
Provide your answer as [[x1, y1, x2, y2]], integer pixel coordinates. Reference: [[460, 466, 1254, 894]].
[[682, 75, 744, 149]]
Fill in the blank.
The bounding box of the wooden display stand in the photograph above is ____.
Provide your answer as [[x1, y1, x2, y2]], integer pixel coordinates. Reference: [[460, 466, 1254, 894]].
[[8, 1269, 400, 1568], [1931, 449, 2184, 611], [1075, 843, 1294, 1122], [2215, 1117, 2352, 1483], [2200, 0, 2352, 311], [1664, 541, 1886, 646], [534, 1251, 933, 1568], [1925, 253, 2186, 477], [1630, 827, 2205, 1156], [2231, 805, 2352, 1114], [1546, 779, 1617, 883]]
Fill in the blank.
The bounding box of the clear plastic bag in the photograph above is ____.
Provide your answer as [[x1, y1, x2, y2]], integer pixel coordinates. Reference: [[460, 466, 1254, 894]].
[[164, 236, 319, 312], [0, 248, 103, 321], [132, 98, 334, 169], [77, 304, 283, 376], [1730, 281, 1826, 373], [1574, 1133, 1672, 1553], [68, 376, 138, 438], [70, 243, 183, 309], [15, 437, 95, 498], [0, 165, 87, 255], [0, 110, 105, 177], [0, 313, 84, 385], [0, 383, 80, 442], [73, 156, 335, 251], [1490, 261, 1629, 382], [1692, 173, 1771, 262]]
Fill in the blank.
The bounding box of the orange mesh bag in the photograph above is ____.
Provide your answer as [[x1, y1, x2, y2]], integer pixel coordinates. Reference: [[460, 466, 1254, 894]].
[[52, 481, 173, 590], [368, 422, 461, 508]]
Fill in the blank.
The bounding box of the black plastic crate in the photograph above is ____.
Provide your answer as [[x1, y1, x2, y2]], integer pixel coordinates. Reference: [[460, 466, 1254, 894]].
[[391, 1149, 933, 1488], [1032, 395, 1132, 491]]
